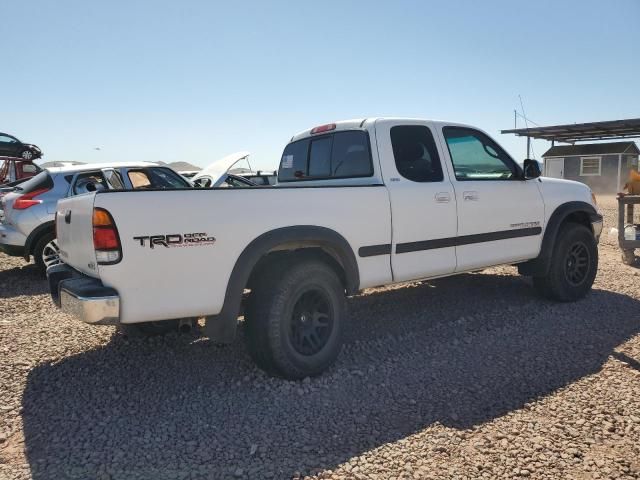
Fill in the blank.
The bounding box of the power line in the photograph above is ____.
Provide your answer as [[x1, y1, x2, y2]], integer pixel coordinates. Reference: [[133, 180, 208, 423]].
[[514, 111, 542, 127], [518, 95, 537, 159]]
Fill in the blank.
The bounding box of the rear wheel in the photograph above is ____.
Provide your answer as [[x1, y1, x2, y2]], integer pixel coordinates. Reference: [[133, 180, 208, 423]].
[[34, 232, 61, 274], [245, 260, 346, 379], [533, 223, 598, 302]]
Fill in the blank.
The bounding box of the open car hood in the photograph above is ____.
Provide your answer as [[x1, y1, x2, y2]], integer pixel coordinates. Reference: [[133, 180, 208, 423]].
[[194, 151, 251, 184]]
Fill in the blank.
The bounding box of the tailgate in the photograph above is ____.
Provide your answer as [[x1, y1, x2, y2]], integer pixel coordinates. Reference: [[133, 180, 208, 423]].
[[56, 193, 99, 278]]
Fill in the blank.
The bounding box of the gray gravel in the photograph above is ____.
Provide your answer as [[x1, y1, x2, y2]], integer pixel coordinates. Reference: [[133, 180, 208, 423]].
[[1, 197, 640, 479]]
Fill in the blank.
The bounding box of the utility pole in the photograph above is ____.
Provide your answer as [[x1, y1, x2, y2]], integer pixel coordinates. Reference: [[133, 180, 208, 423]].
[[514, 110, 517, 129]]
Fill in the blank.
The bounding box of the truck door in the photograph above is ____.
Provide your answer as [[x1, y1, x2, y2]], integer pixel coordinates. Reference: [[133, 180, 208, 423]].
[[439, 126, 545, 271], [375, 120, 458, 282]]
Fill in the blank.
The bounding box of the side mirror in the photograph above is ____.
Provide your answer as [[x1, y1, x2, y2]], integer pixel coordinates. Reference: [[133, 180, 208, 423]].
[[523, 159, 542, 179]]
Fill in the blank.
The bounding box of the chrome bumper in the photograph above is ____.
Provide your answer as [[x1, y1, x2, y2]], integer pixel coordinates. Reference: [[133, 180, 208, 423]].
[[47, 264, 120, 325], [592, 215, 603, 242]]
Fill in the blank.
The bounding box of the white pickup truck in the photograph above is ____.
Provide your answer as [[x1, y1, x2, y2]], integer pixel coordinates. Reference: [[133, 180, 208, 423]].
[[48, 118, 603, 379]]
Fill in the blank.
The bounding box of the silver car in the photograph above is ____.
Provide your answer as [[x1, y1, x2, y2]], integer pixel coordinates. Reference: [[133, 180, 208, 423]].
[[0, 162, 191, 272]]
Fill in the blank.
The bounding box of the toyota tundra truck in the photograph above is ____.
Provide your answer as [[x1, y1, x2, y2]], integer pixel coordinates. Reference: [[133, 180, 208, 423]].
[[47, 118, 603, 379]]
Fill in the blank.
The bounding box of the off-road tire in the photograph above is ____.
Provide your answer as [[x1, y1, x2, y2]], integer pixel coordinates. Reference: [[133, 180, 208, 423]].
[[533, 223, 598, 302], [245, 260, 346, 379]]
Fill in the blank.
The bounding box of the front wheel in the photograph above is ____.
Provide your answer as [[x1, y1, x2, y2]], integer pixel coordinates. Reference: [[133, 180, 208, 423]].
[[21, 149, 34, 160], [245, 260, 346, 379], [533, 223, 598, 302]]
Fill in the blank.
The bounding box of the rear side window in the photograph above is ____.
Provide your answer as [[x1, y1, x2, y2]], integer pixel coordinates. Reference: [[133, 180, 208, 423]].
[[15, 171, 53, 193], [103, 169, 124, 189], [278, 130, 373, 182], [127, 168, 191, 189], [73, 172, 108, 194], [128, 171, 152, 188], [390, 126, 443, 182]]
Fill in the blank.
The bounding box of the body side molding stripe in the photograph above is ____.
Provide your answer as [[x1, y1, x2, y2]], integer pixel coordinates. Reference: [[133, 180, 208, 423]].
[[358, 244, 392, 257], [396, 227, 542, 254], [358, 227, 542, 257]]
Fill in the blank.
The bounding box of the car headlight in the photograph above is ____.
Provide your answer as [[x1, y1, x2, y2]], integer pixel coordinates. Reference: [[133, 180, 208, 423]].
[[591, 191, 598, 207]]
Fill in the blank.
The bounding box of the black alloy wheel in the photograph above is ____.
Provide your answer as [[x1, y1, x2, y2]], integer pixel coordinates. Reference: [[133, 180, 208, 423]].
[[289, 288, 334, 356], [564, 241, 590, 286]]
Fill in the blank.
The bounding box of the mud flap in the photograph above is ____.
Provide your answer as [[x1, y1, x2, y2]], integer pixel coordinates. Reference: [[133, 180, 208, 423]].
[[204, 314, 237, 344]]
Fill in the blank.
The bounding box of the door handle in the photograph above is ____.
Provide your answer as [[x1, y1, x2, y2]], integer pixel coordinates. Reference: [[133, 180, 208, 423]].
[[463, 191, 479, 201], [65, 211, 72, 224], [435, 192, 451, 203]]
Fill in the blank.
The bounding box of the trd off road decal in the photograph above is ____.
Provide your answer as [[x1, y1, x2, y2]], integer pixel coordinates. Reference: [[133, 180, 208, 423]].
[[133, 233, 216, 249]]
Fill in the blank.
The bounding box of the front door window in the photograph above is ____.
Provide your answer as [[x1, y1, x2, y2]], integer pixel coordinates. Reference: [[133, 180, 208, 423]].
[[443, 127, 519, 180]]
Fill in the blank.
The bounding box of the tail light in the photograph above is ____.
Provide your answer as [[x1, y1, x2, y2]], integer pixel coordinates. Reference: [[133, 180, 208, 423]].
[[93, 208, 122, 265], [13, 188, 50, 210]]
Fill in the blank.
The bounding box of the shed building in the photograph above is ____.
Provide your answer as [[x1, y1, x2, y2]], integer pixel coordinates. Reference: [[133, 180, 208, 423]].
[[541, 142, 639, 193]]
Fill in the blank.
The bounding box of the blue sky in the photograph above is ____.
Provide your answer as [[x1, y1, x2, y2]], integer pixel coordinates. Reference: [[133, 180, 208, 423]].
[[2, 0, 639, 170]]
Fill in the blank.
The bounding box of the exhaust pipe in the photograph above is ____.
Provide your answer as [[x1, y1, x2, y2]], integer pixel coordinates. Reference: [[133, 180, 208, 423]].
[[178, 318, 194, 334]]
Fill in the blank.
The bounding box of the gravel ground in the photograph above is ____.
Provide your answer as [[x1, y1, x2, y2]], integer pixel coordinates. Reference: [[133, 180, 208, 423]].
[[1, 197, 639, 480]]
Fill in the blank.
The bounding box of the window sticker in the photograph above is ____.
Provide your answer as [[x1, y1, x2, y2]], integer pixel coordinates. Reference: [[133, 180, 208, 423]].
[[282, 155, 294, 169]]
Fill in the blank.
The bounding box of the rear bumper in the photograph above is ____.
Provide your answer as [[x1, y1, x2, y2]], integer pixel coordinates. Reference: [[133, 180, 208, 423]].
[[0, 223, 27, 256], [47, 264, 120, 325]]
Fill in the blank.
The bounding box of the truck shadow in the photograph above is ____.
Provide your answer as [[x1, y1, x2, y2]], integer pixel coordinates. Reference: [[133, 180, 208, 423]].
[[21, 273, 640, 479], [0, 263, 48, 298]]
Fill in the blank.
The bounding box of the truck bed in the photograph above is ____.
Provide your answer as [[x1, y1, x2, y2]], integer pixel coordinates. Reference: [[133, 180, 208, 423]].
[[57, 186, 392, 323]]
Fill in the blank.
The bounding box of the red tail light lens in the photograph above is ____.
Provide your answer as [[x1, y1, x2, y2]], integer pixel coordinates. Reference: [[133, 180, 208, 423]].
[[310, 123, 336, 134], [13, 188, 50, 210], [94, 227, 119, 250], [93, 208, 122, 264]]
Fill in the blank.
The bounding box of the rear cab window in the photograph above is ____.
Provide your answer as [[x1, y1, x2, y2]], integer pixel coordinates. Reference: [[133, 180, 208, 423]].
[[278, 130, 373, 182]]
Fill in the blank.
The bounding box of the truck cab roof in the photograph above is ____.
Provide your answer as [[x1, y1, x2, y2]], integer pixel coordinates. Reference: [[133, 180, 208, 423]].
[[289, 117, 476, 143], [281, 117, 480, 187]]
